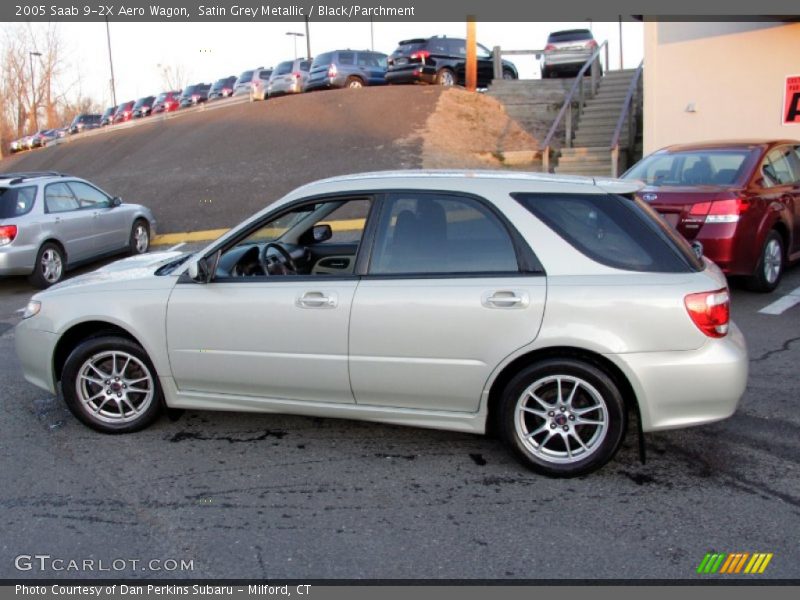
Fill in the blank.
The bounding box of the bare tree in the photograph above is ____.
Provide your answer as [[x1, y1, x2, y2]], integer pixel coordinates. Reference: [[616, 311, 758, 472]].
[[159, 63, 189, 91]]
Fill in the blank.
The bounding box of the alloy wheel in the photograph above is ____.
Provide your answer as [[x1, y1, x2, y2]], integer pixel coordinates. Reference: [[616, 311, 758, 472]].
[[41, 248, 63, 283], [763, 238, 782, 284]]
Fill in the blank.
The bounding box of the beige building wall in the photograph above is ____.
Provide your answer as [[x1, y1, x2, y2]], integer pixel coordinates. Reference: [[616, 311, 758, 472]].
[[643, 22, 800, 153]]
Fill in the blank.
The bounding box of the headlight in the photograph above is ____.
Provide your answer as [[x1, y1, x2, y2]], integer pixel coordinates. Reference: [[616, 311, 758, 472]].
[[22, 300, 41, 319]]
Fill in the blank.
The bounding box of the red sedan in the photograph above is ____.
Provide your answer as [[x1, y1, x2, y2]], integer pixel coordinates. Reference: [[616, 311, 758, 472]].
[[624, 140, 800, 292]]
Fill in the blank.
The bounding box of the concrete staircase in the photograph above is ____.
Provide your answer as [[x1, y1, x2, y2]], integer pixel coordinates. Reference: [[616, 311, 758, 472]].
[[487, 77, 575, 154], [555, 68, 643, 177]]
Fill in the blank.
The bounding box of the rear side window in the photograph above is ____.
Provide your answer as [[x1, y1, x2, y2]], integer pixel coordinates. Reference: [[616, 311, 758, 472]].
[[370, 192, 520, 275], [259, 70, 272, 80], [515, 193, 703, 273], [313, 52, 333, 67], [338, 52, 354, 65], [357, 52, 387, 68], [0, 186, 37, 218], [45, 183, 80, 213], [762, 147, 800, 186]]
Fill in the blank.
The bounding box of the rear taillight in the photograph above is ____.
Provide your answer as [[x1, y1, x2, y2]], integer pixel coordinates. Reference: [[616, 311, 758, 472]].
[[191, 94, 199, 100], [410, 50, 431, 62], [688, 198, 748, 224], [585, 40, 598, 50], [0, 225, 18, 246], [685, 288, 730, 338], [291, 72, 301, 80], [328, 63, 338, 78], [544, 44, 557, 51]]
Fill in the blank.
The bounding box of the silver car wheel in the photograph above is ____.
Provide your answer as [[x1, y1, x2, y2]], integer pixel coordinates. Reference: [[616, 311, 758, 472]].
[[348, 79, 363, 88], [438, 70, 455, 86], [763, 238, 782, 284], [133, 223, 149, 254], [514, 375, 609, 465], [76, 351, 155, 425], [41, 248, 63, 283]]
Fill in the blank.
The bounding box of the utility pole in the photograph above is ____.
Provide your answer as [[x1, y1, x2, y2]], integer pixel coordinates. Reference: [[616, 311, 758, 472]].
[[465, 17, 477, 92], [28, 51, 41, 131], [618, 15, 624, 69], [286, 32, 304, 60], [304, 15, 311, 58], [370, 16, 374, 51], [105, 17, 117, 106]]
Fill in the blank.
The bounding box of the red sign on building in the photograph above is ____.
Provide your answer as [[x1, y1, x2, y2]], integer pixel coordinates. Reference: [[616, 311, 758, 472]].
[[785, 75, 800, 125]]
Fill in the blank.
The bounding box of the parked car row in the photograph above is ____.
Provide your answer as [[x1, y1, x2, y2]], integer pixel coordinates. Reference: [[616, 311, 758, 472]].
[[8, 35, 519, 154]]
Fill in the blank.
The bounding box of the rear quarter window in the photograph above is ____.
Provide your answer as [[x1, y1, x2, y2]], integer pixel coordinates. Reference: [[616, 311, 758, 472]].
[[514, 193, 703, 273], [0, 186, 37, 218], [338, 52, 354, 65]]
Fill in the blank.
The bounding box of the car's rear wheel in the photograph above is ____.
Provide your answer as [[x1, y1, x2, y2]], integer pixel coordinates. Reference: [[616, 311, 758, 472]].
[[436, 68, 455, 86], [29, 242, 65, 289], [61, 336, 163, 433], [129, 219, 150, 255], [499, 359, 626, 477], [346, 76, 364, 88], [747, 230, 784, 293], [502, 68, 516, 80]]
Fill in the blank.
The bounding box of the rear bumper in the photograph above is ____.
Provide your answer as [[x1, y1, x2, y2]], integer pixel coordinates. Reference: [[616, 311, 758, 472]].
[[607, 323, 748, 432], [543, 52, 593, 69], [0, 244, 37, 276], [689, 222, 757, 277], [386, 66, 436, 84]]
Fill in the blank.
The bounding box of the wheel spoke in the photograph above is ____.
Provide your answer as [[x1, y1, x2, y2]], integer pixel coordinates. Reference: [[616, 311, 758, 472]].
[[538, 430, 555, 449], [127, 385, 150, 394], [88, 363, 110, 379], [572, 404, 602, 416], [576, 417, 604, 426], [80, 374, 105, 387], [565, 381, 579, 407], [562, 432, 573, 458], [570, 430, 589, 451], [521, 406, 548, 418], [120, 397, 138, 415], [529, 392, 551, 410], [556, 377, 563, 405], [93, 397, 111, 413], [118, 355, 132, 378], [525, 423, 549, 439]]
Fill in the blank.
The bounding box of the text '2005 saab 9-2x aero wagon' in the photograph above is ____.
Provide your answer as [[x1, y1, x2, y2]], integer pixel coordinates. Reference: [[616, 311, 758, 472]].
[[15, 171, 748, 477]]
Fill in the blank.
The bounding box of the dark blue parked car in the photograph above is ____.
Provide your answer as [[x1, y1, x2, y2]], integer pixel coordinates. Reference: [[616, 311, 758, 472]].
[[304, 49, 388, 91]]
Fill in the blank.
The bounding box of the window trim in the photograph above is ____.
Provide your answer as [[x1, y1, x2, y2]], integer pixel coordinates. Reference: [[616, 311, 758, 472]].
[[363, 190, 544, 279]]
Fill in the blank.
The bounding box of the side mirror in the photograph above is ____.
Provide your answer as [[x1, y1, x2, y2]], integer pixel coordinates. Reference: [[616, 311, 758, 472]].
[[187, 250, 220, 283], [312, 223, 333, 243], [111, 196, 122, 207]]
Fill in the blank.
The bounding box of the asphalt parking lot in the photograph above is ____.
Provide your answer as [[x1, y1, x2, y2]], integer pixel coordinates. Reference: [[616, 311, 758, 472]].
[[0, 256, 798, 581]]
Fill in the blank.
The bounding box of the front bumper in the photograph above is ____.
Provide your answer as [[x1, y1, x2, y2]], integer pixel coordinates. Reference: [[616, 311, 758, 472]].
[[607, 323, 748, 432], [15, 319, 58, 395]]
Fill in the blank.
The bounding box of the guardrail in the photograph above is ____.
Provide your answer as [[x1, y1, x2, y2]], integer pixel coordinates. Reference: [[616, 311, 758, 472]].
[[610, 60, 644, 177], [539, 41, 608, 173]]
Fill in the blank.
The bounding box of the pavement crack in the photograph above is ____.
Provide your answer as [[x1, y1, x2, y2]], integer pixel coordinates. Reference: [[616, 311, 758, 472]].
[[749, 336, 800, 363]]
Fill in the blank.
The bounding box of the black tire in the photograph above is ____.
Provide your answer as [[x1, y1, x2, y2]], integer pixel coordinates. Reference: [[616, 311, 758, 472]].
[[498, 358, 626, 477], [502, 68, 517, 80], [345, 76, 365, 88], [435, 68, 455, 86], [746, 230, 784, 293], [28, 242, 65, 289], [61, 336, 163, 433], [129, 219, 150, 255]]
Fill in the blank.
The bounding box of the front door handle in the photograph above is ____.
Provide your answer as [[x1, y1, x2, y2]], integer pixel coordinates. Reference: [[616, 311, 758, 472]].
[[296, 291, 338, 309], [482, 290, 529, 309]]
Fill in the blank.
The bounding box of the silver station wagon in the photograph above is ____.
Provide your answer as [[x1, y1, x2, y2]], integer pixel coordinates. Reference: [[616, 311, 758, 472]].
[[0, 172, 156, 288], [15, 171, 748, 476]]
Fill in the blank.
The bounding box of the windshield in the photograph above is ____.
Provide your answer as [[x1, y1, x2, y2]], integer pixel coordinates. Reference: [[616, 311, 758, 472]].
[[625, 149, 757, 187]]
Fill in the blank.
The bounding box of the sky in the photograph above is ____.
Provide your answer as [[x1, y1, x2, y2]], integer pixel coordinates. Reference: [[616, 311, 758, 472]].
[[40, 20, 644, 107]]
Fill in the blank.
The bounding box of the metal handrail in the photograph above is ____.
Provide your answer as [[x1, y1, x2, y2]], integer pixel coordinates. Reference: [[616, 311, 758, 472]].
[[540, 40, 608, 172], [610, 60, 644, 177]]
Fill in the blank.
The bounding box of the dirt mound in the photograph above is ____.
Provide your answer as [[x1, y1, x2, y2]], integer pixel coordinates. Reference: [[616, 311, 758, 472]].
[[1, 85, 538, 234]]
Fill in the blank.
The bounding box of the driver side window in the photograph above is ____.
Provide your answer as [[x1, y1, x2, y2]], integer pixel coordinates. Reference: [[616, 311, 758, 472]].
[[219, 197, 371, 279]]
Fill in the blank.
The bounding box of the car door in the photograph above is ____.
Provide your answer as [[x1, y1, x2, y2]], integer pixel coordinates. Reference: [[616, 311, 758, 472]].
[[43, 182, 95, 263], [788, 145, 800, 255], [761, 146, 800, 254], [68, 181, 128, 254], [477, 43, 495, 85], [165, 196, 374, 404], [349, 191, 547, 413]]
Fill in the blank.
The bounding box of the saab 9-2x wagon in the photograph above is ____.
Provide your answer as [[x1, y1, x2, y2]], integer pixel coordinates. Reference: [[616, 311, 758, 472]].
[[15, 171, 748, 477]]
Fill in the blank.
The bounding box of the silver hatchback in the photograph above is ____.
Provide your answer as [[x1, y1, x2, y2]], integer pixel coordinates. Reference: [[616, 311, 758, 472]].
[[0, 172, 156, 288], [267, 59, 311, 97], [15, 171, 747, 477]]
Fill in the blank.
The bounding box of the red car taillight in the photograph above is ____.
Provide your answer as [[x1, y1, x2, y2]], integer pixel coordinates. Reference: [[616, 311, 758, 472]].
[[688, 198, 749, 224], [585, 40, 598, 50], [0, 225, 18, 246], [685, 288, 730, 338], [544, 43, 557, 51], [328, 63, 338, 78], [410, 50, 431, 62]]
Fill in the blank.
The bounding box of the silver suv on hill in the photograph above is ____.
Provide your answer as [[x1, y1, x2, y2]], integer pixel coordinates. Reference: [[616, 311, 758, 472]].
[[0, 172, 156, 288]]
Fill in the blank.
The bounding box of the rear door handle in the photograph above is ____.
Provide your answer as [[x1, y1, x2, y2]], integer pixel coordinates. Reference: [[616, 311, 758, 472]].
[[296, 291, 338, 309], [482, 290, 529, 309]]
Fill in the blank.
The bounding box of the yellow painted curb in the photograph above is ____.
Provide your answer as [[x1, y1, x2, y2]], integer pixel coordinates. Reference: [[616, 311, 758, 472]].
[[151, 219, 367, 246]]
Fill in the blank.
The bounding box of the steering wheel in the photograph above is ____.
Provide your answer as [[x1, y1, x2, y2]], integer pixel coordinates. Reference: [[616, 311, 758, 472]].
[[259, 242, 297, 275]]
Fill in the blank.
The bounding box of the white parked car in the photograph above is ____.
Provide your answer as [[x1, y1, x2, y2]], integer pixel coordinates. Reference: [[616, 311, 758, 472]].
[[15, 171, 748, 477]]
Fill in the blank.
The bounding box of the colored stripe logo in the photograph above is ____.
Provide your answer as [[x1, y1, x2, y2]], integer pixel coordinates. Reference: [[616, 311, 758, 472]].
[[696, 552, 773, 574]]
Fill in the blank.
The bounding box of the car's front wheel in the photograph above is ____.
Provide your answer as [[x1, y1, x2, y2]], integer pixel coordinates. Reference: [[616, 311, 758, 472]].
[[61, 336, 163, 433], [499, 359, 626, 477], [129, 219, 150, 255], [29, 242, 65, 289], [747, 230, 784, 293]]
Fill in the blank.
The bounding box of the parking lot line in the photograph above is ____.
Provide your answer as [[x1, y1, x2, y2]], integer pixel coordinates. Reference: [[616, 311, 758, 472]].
[[168, 242, 187, 251], [758, 286, 800, 315]]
